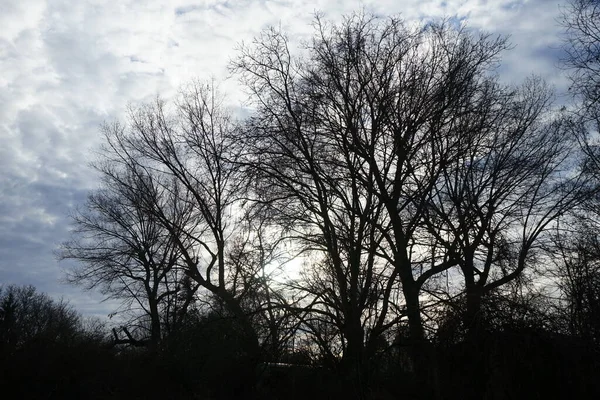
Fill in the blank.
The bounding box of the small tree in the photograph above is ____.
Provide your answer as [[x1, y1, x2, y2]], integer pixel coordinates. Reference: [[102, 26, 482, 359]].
[[60, 158, 198, 350], [551, 216, 600, 346]]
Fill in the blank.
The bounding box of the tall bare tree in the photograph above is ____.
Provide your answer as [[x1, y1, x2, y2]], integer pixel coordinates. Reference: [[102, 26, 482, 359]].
[[64, 81, 286, 367], [233, 15, 406, 395], [232, 11, 594, 397], [556, 0, 600, 348], [231, 13, 525, 396], [425, 77, 590, 340]]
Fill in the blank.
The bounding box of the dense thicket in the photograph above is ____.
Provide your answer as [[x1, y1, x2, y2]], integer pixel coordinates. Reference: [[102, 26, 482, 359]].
[[16, 6, 600, 400]]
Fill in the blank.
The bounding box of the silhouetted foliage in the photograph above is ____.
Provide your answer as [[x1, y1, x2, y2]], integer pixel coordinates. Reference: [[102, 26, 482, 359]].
[[0, 285, 82, 351], [0, 285, 118, 399]]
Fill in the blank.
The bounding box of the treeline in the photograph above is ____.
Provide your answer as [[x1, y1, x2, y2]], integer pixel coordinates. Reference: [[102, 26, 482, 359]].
[[5, 2, 600, 399], [0, 284, 260, 399], [0, 285, 113, 398]]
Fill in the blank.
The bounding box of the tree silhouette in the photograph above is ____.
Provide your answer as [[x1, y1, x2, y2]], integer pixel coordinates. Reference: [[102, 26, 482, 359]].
[[232, 12, 589, 398], [60, 163, 197, 350]]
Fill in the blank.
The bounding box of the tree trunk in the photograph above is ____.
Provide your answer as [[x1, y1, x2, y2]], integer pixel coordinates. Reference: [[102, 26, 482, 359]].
[[465, 284, 484, 342], [343, 317, 367, 400], [463, 274, 486, 400], [148, 297, 161, 353], [402, 280, 441, 400]]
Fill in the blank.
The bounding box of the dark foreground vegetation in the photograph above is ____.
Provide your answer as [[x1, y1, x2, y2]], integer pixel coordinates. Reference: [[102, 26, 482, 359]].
[[4, 1, 600, 399], [1, 284, 599, 399]]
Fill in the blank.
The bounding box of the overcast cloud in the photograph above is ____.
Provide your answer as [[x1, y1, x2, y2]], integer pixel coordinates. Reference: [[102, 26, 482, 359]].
[[0, 0, 570, 319]]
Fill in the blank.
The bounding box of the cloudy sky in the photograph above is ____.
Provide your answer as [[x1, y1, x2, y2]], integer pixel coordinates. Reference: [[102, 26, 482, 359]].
[[0, 0, 570, 319]]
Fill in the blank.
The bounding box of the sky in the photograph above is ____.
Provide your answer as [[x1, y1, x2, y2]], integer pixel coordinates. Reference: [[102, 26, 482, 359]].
[[0, 0, 571, 319]]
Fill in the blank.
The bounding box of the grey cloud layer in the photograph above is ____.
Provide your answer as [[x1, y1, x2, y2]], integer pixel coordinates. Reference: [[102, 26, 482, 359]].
[[0, 0, 568, 317]]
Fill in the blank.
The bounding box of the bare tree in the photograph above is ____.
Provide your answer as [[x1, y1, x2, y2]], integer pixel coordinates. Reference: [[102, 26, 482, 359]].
[[90, 81, 287, 367], [425, 77, 590, 341], [560, 0, 600, 113], [231, 13, 525, 397], [552, 219, 600, 345], [231, 11, 594, 397], [60, 158, 198, 350], [556, 0, 600, 347], [232, 15, 408, 396]]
